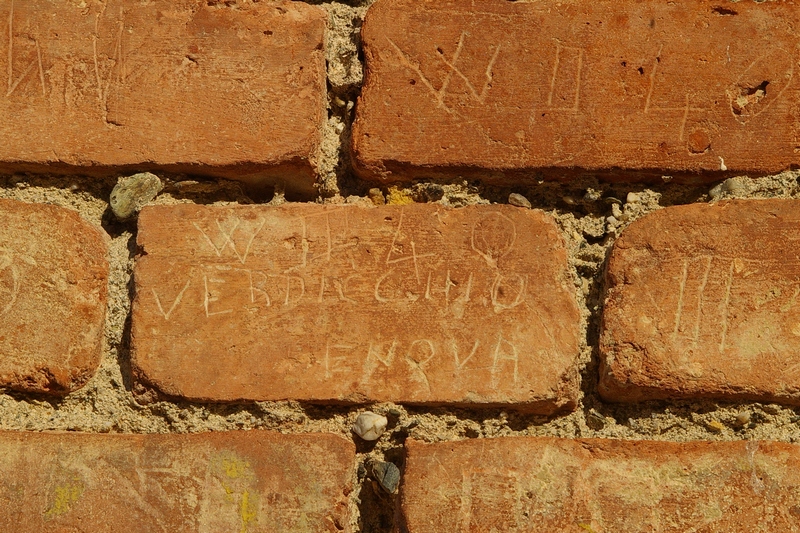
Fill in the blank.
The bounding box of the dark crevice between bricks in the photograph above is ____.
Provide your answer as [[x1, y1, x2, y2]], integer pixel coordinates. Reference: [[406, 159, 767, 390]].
[[324, 77, 363, 198]]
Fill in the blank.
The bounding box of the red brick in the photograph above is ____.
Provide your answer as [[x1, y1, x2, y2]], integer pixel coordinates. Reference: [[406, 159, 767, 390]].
[[402, 436, 800, 532], [352, 0, 800, 184], [0, 430, 354, 532], [600, 200, 800, 404], [131, 204, 581, 412], [0, 1, 326, 197], [0, 199, 107, 394]]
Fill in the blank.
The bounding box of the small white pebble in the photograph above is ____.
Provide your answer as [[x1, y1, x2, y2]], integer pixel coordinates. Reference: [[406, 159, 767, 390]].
[[734, 411, 751, 427], [626, 192, 640, 204], [352, 411, 388, 441]]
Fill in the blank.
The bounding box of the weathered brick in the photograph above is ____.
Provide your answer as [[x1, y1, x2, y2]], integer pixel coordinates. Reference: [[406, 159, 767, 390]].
[[402, 436, 800, 532], [0, 430, 354, 532], [353, 0, 800, 184], [131, 204, 581, 412], [600, 199, 800, 404], [0, 1, 326, 197], [0, 199, 107, 394]]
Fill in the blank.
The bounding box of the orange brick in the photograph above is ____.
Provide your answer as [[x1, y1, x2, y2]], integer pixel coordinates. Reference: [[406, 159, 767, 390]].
[[0, 199, 107, 394], [131, 204, 581, 412], [353, 0, 799, 184], [0, 430, 354, 532], [402, 436, 800, 532], [0, 1, 326, 197], [601, 200, 800, 404]]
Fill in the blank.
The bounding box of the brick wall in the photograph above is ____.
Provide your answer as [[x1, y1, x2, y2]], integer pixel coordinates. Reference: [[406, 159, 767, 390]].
[[1, 0, 800, 531]]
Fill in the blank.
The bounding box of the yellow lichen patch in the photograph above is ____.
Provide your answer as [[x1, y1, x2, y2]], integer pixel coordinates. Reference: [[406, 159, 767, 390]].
[[44, 482, 84, 519], [386, 186, 414, 205], [212, 452, 260, 533], [578, 523, 599, 533], [239, 490, 259, 533], [706, 420, 726, 433], [223, 456, 252, 480]]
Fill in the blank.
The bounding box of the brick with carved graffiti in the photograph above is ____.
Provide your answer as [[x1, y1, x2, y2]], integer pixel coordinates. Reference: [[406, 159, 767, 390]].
[[601, 199, 800, 404], [0, 199, 108, 394], [131, 203, 582, 412], [0, 1, 326, 197], [402, 436, 800, 532], [0, 430, 354, 532], [353, 0, 800, 184]]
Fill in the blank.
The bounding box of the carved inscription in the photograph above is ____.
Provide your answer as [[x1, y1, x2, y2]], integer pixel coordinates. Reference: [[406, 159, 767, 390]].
[[600, 200, 800, 403], [132, 204, 582, 409], [392, 31, 794, 143], [660, 254, 800, 359], [5, 0, 46, 98], [0, 432, 353, 532], [459, 470, 521, 531], [388, 31, 501, 115], [0, 0, 327, 196], [403, 438, 800, 533], [354, 0, 800, 179]]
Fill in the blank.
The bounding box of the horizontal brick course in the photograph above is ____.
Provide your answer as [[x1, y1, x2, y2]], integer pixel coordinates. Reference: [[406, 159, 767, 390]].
[[0, 199, 107, 394], [353, 0, 800, 184], [601, 199, 800, 404], [0, 0, 326, 196], [402, 436, 800, 532], [0, 430, 354, 532], [131, 204, 581, 412]]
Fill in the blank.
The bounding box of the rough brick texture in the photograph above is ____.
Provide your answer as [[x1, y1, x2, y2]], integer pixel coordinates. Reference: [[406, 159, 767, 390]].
[[0, 430, 354, 532], [131, 204, 581, 412], [402, 436, 800, 532], [0, 199, 107, 394], [601, 199, 800, 404], [353, 0, 800, 184], [0, 1, 326, 196]]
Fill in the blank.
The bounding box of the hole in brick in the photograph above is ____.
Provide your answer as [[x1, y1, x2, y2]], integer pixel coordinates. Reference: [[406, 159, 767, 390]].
[[621, 61, 627, 67], [410, 79, 416, 85], [263, 30, 273, 36], [637, 67, 645, 75], [687, 128, 711, 154], [730, 80, 769, 116], [712, 6, 738, 15]]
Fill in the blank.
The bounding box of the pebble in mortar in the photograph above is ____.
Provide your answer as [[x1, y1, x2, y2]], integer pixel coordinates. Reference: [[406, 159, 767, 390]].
[[110, 172, 163, 220], [353, 411, 388, 441]]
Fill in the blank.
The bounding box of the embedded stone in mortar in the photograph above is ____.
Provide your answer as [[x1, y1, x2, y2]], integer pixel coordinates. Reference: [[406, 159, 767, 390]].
[[110, 172, 163, 220], [352, 411, 388, 441], [370, 459, 401, 494]]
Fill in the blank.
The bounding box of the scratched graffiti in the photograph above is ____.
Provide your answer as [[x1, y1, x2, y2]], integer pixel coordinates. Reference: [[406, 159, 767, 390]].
[[132, 205, 581, 403]]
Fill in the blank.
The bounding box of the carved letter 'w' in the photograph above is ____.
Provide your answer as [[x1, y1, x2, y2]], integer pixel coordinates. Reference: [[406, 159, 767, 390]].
[[387, 31, 501, 113]]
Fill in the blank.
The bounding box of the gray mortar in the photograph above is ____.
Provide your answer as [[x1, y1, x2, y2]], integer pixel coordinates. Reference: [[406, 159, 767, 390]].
[[1, 1, 800, 531]]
